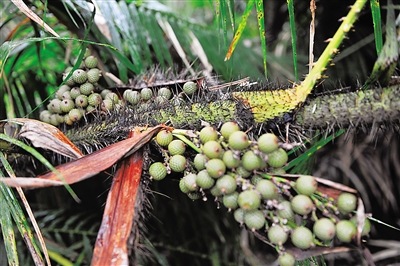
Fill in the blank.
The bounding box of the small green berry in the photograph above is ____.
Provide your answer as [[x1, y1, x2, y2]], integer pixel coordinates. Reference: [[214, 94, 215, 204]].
[[182, 173, 198, 191], [158, 87, 172, 99], [268, 225, 288, 245], [233, 208, 245, 224], [75, 95, 89, 108], [60, 99, 75, 113], [72, 69, 88, 84], [244, 209, 265, 231], [55, 85, 71, 99], [222, 192, 239, 210], [48, 114, 59, 126], [220, 121, 240, 139], [222, 150, 240, 169], [88, 93, 102, 106], [87, 68, 101, 83], [257, 133, 279, 154], [125, 90, 141, 105], [238, 190, 261, 211], [336, 220, 356, 243], [169, 155, 186, 172], [235, 166, 252, 178], [101, 99, 114, 111], [267, 148, 288, 168], [61, 91, 72, 100], [187, 192, 202, 200], [337, 193, 357, 215], [199, 126, 218, 143], [193, 153, 207, 171], [179, 178, 190, 193], [156, 130, 173, 147], [168, 139, 186, 155], [241, 150, 261, 171], [149, 162, 167, 181], [182, 81, 197, 95], [202, 140, 223, 159], [80, 82, 94, 95], [295, 175, 318, 196], [216, 174, 237, 194], [70, 87, 81, 99], [49, 99, 63, 114], [256, 179, 279, 199], [291, 195, 314, 215], [141, 88, 153, 101], [279, 253, 295, 266], [83, 48, 91, 59], [313, 218, 336, 241], [228, 131, 250, 150], [40, 110, 52, 123], [196, 170, 215, 189], [105, 92, 119, 103], [68, 108, 83, 122], [291, 226, 314, 249], [205, 158, 226, 178], [101, 89, 112, 99], [84, 55, 98, 68], [350, 216, 371, 236], [278, 201, 295, 220]]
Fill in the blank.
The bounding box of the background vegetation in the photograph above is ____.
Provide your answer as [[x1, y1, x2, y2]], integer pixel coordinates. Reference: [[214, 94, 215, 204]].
[[1, 0, 399, 265]]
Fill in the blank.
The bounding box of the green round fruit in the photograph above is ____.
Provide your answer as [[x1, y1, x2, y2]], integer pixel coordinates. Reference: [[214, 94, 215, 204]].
[[64, 114, 73, 125], [56, 85, 71, 99], [193, 153, 207, 171], [222, 192, 239, 210], [63, 73, 75, 86], [336, 220, 356, 243], [244, 209, 265, 230], [268, 225, 288, 245], [241, 150, 261, 171], [216, 174, 237, 194], [48, 114, 59, 126], [105, 92, 119, 103], [291, 195, 314, 215], [202, 140, 223, 159], [168, 139, 186, 155], [196, 170, 215, 189], [86, 105, 96, 113], [84, 55, 98, 68], [199, 126, 218, 143], [80, 82, 94, 95], [88, 93, 102, 106], [238, 190, 261, 211], [83, 48, 91, 59], [337, 193, 357, 215], [182, 81, 197, 95], [61, 91, 72, 100], [291, 226, 314, 249], [267, 148, 288, 168], [158, 87, 172, 99], [220, 121, 240, 139], [169, 155, 187, 172], [72, 69, 88, 84], [350, 216, 371, 236], [87, 68, 101, 83], [228, 131, 250, 150], [149, 162, 167, 181], [269, 167, 286, 175], [313, 218, 336, 241], [100, 89, 112, 99], [101, 99, 114, 111], [49, 99, 62, 114], [278, 201, 295, 220], [233, 208, 245, 224], [40, 110, 52, 123], [250, 175, 263, 186], [222, 150, 240, 169], [257, 133, 279, 154], [187, 192, 202, 200], [295, 175, 318, 196], [125, 90, 141, 105], [183, 173, 198, 191], [210, 185, 222, 197], [75, 95, 89, 108], [154, 96, 167, 105], [70, 87, 81, 99], [279, 253, 295, 266], [206, 158, 226, 178], [256, 179, 279, 199], [68, 108, 83, 122], [156, 130, 173, 147], [60, 99, 75, 113], [179, 178, 190, 193], [141, 88, 153, 101], [235, 166, 251, 178]]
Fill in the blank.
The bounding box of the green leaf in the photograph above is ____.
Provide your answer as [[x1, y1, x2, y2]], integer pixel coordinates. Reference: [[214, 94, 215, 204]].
[[255, 0, 268, 78]]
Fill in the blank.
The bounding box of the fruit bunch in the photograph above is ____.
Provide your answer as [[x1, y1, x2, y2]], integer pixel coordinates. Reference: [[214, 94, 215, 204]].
[[148, 122, 371, 266], [40, 49, 122, 126]]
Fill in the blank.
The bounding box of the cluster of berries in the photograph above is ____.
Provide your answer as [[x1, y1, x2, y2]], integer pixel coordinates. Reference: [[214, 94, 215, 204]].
[[40, 49, 121, 126], [148, 122, 370, 266]]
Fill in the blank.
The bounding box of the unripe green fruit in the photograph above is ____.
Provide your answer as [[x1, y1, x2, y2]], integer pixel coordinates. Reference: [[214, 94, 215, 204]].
[[75, 95, 89, 108], [68, 108, 83, 122], [291, 194, 314, 215], [193, 153, 207, 171], [84, 55, 98, 68], [149, 162, 167, 181], [313, 218, 336, 241], [40, 110, 52, 123], [250, 175, 263, 186], [88, 93, 102, 106], [83, 48, 91, 59], [244, 210, 265, 230], [79, 82, 94, 95], [86, 105, 96, 113], [125, 90, 141, 105], [238, 190, 261, 211], [168, 139, 186, 155], [105, 92, 119, 103], [101, 99, 114, 111], [222, 150, 240, 169], [267, 148, 288, 168], [72, 69, 88, 84], [210, 185, 222, 197], [279, 253, 295, 266], [295, 175, 318, 196], [241, 150, 261, 171], [101, 89, 112, 99], [257, 133, 279, 154], [179, 178, 190, 193], [56, 85, 71, 99], [187, 192, 202, 200], [216, 174, 237, 194], [196, 170, 215, 189], [169, 155, 187, 172], [199, 126, 218, 143], [141, 88, 153, 101], [64, 114, 73, 125], [350, 216, 371, 236], [336, 220, 356, 243], [256, 179, 279, 199], [222, 192, 239, 210], [235, 166, 251, 178], [55, 114, 65, 124], [269, 167, 286, 175], [278, 201, 295, 220], [70, 87, 81, 99], [61, 91, 72, 100], [158, 87, 172, 99], [268, 225, 288, 245], [206, 158, 226, 178], [49, 99, 63, 114], [156, 130, 173, 147], [220, 121, 240, 139], [154, 96, 167, 105], [233, 208, 245, 224], [87, 68, 101, 83], [49, 114, 59, 126], [228, 131, 250, 150], [202, 140, 223, 159], [182, 81, 197, 95], [337, 193, 357, 215], [60, 99, 75, 113], [291, 227, 314, 249], [63, 73, 75, 86], [183, 173, 198, 191]]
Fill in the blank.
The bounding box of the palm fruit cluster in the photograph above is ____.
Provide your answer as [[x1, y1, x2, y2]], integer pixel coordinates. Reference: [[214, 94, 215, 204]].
[[40, 49, 122, 126], [148, 122, 371, 266]]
